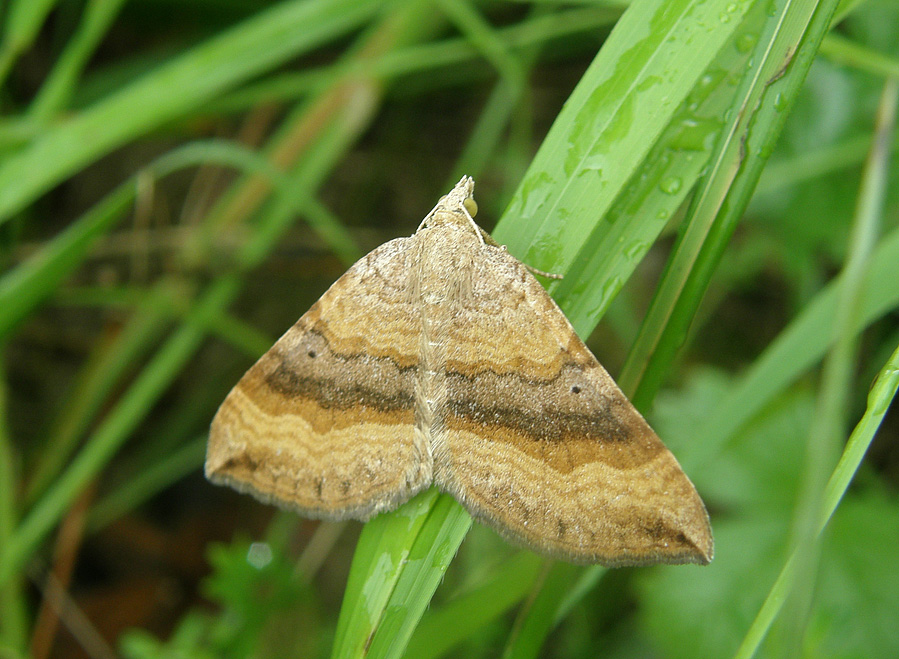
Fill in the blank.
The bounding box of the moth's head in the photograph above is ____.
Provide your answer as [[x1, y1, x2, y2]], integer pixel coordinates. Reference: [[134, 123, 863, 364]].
[[445, 175, 477, 216], [425, 176, 478, 229]]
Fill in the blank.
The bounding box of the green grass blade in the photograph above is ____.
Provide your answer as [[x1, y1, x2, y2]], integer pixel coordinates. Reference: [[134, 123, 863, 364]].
[[27, 0, 128, 121], [24, 282, 177, 505], [0, 120, 368, 586], [0, 362, 28, 655], [363, 494, 473, 658], [1, 0, 452, 637], [87, 436, 207, 533], [331, 490, 437, 658], [776, 74, 895, 658], [0, 0, 58, 82], [0, 275, 241, 589], [0, 138, 297, 345], [204, 309, 276, 360], [337, 1, 771, 654], [326, 2, 899, 647], [405, 552, 545, 659], [438, 0, 537, 185], [0, 182, 135, 340], [474, 0, 765, 653], [330, 489, 469, 659], [0, 0, 382, 224], [689, 225, 899, 472], [333, 0, 752, 649], [498, 562, 608, 659], [502, 562, 583, 659], [734, 337, 899, 659], [152, 138, 362, 263], [757, 131, 894, 196], [436, 0, 524, 85], [821, 340, 899, 528], [209, 7, 620, 117], [622, 0, 842, 409], [496, 0, 754, 335], [820, 32, 899, 79]]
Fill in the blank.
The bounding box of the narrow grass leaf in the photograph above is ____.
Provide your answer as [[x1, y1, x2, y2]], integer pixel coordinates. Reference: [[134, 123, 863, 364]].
[[405, 552, 545, 659], [0, 276, 241, 589], [0, 0, 382, 223], [209, 7, 620, 117], [0, 138, 297, 344], [0, 0, 58, 81], [483, 0, 761, 653], [0, 182, 135, 339], [689, 225, 899, 472], [363, 493, 472, 658], [502, 562, 584, 659], [496, 0, 754, 336], [820, 33, 899, 79], [0, 363, 29, 653], [330, 488, 442, 659], [623, 0, 841, 408], [777, 74, 895, 658], [28, 0, 129, 121], [733, 337, 899, 659], [87, 437, 207, 533], [25, 282, 176, 505]]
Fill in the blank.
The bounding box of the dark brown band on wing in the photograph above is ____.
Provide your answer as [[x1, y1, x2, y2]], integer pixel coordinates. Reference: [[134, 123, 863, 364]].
[[445, 413, 659, 473], [261, 328, 416, 409], [264, 357, 416, 412], [255, 329, 656, 468], [446, 376, 633, 443]]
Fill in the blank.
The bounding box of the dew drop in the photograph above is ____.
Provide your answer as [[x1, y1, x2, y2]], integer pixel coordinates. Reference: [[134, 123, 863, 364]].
[[247, 542, 273, 569], [660, 177, 683, 195]]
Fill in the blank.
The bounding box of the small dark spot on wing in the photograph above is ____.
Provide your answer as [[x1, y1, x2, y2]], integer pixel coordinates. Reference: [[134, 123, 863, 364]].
[[642, 520, 668, 540]]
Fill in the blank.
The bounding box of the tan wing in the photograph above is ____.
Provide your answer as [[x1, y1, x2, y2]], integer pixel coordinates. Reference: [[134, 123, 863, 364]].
[[206, 237, 432, 521], [430, 230, 713, 566]]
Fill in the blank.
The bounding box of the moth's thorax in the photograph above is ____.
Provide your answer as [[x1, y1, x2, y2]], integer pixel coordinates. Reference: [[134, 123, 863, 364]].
[[413, 223, 478, 306]]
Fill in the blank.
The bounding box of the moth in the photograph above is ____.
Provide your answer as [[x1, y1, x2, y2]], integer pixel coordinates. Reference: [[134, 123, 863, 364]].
[[206, 177, 713, 566]]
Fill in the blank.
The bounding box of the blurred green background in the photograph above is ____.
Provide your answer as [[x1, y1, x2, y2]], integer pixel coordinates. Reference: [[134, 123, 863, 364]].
[[0, 0, 897, 658]]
